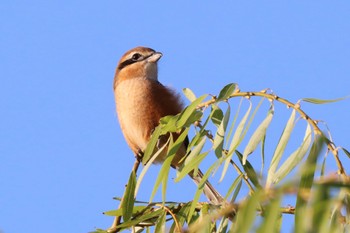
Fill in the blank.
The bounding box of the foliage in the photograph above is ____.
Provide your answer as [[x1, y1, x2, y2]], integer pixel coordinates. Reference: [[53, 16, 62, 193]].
[[94, 83, 350, 233]]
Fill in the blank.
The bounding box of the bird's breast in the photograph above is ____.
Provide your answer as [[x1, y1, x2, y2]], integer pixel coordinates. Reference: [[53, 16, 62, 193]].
[[114, 78, 160, 152]]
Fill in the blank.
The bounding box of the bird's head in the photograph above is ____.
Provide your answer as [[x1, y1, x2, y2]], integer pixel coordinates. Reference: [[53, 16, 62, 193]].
[[114, 46, 162, 88]]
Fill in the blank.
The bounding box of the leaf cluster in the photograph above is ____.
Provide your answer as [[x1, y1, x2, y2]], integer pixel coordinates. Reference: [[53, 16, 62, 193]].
[[96, 84, 350, 233]]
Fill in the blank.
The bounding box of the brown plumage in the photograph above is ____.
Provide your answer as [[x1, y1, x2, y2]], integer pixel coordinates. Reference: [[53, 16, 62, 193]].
[[113, 46, 224, 205]]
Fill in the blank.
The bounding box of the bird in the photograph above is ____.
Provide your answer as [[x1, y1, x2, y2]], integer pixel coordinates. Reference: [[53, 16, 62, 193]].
[[113, 46, 225, 205]]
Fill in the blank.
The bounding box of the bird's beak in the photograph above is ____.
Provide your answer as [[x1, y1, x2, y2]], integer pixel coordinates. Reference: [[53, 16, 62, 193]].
[[147, 52, 162, 63]]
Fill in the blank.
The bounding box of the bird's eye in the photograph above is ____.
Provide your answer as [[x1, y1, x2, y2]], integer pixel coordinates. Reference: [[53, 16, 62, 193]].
[[131, 53, 142, 61]]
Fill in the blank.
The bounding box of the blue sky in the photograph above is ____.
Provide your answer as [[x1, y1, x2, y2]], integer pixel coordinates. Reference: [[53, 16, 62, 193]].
[[1, 1, 349, 232]]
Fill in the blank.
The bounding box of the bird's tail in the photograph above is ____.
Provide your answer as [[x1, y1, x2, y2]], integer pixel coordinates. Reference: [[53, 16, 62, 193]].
[[188, 169, 225, 205]]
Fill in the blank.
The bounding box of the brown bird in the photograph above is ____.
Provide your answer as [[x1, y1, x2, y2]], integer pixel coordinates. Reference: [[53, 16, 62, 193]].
[[113, 46, 224, 205]]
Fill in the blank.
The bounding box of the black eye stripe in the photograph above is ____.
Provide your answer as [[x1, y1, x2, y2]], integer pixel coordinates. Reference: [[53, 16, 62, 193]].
[[117, 53, 153, 71], [117, 58, 137, 71]]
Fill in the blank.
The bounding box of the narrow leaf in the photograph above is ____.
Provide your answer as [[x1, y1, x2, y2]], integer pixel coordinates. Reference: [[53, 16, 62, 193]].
[[311, 185, 331, 233], [167, 128, 190, 159], [213, 104, 231, 159], [299, 135, 325, 189], [231, 178, 243, 203], [242, 108, 274, 165], [302, 96, 349, 104], [187, 162, 218, 223], [256, 195, 282, 233], [176, 95, 207, 128], [154, 210, 166, 233], [149, 137, 175, 203], [187, 107, 216, 150], [175, 135, 207, 181], [217, 83, 237, 102], [159, 114, 180, 133], [169, 202, 191, 232], [225, 174, 243, 201], [295, 135, 325, 231], [175, 151, 209, 182], [272, 124, 312, 184], [143, 126, 162, 164], [104, 206, 148, 217], [135, 139, 169, 198], [183, 88, 197, 102], [211, 105, 224, 127], [122, 171, 136, 221], [266, 109, 296, 188], [233, 190, 261, 233], [341, 147, 350, 159], [230, 100, 252, 149], [117, 209, 163, 229], [261, 134, 266, 176], [219, 101, 252, 182], [103, 209, 123, 217], [160, 129, 189, 202], [225, 98, 243, 148], [217, 217, 230, 233], [236, 150, 262, 189]]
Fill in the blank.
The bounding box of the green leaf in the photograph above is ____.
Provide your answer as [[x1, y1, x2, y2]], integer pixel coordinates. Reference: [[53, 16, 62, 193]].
[[143, 126, 162, 164], [242, 108, 274, 165], [320, 156, 326, 176], [236, 150, 262, 189], [187, 162, 218, 223], [233, 190, 261, 233], [225, 98, 243, 148], [216, 83, 237, 102], [210, 104, 224, 127], [176, 95, 207, 128], [300, 135, 325, 189], [104, 206, 148, 217], [117, 208, 164, 229], [175, 151, 209, 183], [266, 109, 296, 188], [186, 111, 204, 126], [240, 97, 265, 142], [187, 108, 215, 150], [329, 208, 343, 233], [272, 124, 312, 184], [159, 129, 189, 202], [311, 185, 331, 233], [227, 101, 251, 146], [295, 135, 326, 232], [169, 202, 191, 232], [159, 114, 180, 133], [136, 138, 169, 197], [225, 174, 243, 201], [175, 134, 207, 182], [187, 103, 223, 151], [256, 195, 282, 233], [213, 104, 231, 159], [261, 133, 266, 176], [103, 209, 123, 217], [217, 216, 230, 233], [149, 136, 175, 203], [219, 101, 252, 182], [183, 88, 197, 102], [341, 147, 350, 159], [302, 96, 349, 104], [167, 128, 190, 158], [154, 210, 166, 233], [121, 171, 136, 222]]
